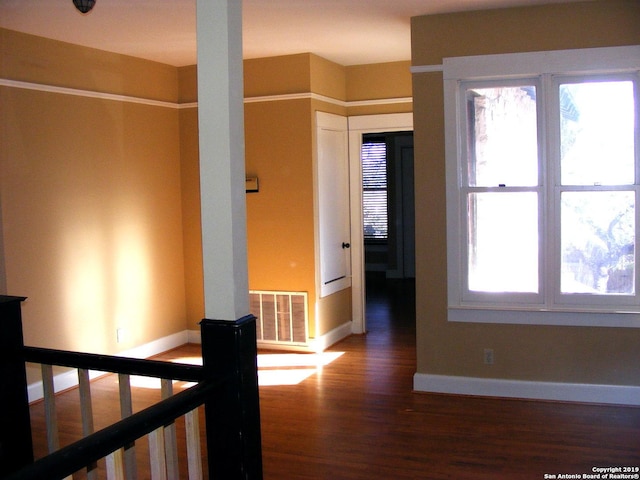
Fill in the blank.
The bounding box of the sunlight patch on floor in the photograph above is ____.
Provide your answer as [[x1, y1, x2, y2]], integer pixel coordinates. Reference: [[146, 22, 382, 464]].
[[257, 351, 345, 386], [120, 352, 345, 389], [128, 375, 165, 389], [165, 351, 345, 387]]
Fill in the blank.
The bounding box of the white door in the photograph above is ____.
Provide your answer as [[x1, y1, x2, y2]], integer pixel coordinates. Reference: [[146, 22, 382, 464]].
[[316, 112, 351, 297]]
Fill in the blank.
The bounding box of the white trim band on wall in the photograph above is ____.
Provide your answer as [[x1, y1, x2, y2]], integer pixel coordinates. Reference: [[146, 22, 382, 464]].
[[0, 78, 182, 109], [244, 91, 412, 107], [1, 78, 412, 110], [410, 64, 444, 74]]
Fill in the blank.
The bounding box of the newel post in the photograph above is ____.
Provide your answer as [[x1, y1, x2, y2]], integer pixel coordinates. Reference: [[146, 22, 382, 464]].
[[200, 315, 263, 480], [0, 296, 33, 476]]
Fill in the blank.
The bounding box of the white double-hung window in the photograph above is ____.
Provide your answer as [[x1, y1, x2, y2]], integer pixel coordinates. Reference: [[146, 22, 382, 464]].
[[444, 46, 640, 327]]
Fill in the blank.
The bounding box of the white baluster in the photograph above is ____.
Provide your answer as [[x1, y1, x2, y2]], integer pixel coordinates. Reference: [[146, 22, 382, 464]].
[[185, 408, 203, 480], [118, 373, 138, 480], [161, 379, 179, 479], [78, 368, 97, 480], [149, 427, 167, 480], [106, 448, 125, 480]]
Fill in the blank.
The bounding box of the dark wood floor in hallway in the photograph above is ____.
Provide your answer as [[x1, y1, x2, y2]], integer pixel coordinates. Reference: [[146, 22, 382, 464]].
[[28, 274, 640, 479], [258, 275, 640, 479]]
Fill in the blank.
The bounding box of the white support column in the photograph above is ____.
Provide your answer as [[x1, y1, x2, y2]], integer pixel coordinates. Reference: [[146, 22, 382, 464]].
[[196, 0, 249, 321]]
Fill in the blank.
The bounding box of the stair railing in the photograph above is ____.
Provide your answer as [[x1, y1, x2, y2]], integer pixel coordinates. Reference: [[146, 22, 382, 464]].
[[0, 295, 263, 480]]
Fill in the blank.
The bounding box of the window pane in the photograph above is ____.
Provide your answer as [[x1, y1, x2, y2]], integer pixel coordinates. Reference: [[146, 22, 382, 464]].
[[362, 142, 386, 189], [362, 141, 387, 240], [560, 81, 635, 185], [363, 191, 387, 239], [466, 86, 538, 187], [561, 191, 635, 294], [468, 192, 539, 293]]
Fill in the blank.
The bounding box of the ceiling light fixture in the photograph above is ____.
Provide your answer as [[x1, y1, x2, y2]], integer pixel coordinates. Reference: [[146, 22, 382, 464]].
[[73, 0, 96, 14]]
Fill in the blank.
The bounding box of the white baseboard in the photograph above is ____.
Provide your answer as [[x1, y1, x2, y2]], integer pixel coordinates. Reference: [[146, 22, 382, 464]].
[[190, 322, 354, 354], [187, 329, 201, 344], [413, 373, 640, 406], [117, 331, 188, 360], [255, 342, 317, 353], [309, 321, 353, 353], [28, 330, 189, 403]]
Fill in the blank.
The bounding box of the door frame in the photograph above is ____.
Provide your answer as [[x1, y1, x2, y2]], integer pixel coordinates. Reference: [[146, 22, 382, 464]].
[[348, 113, 414, 334]]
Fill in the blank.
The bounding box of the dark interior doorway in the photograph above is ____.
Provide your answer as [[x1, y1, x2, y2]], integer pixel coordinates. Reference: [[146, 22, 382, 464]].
[[362, 131, 415, 280]]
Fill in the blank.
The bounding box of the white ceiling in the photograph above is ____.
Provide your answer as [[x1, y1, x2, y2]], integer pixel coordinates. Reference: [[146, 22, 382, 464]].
[[0, 0, 591, 67]]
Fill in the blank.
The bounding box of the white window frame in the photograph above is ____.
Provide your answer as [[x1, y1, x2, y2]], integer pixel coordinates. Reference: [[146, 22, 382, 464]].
[[444, 45, 640, 328]]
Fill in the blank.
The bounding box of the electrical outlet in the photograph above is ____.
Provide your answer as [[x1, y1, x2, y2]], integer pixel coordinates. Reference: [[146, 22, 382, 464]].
[[483, 348, 494, 365], [116, 328, 126, 344]]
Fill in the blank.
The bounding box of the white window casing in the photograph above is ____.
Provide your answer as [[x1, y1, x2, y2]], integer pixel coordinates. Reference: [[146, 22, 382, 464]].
[[443, 45, 640, 327]]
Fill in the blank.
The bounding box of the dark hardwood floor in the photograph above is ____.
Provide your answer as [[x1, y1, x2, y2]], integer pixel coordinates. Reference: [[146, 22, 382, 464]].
[[29, 274, 640, 479], [259, 274, 640, 479]]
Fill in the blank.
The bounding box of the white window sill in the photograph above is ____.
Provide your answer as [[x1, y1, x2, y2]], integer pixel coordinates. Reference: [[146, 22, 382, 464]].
[[448, 306, 640, 328]]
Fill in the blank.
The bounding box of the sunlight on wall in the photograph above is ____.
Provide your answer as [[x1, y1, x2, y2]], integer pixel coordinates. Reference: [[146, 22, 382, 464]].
[[62, 220, 109, 352], [62, 218, 151, 352], [114, 222, 151, 346]]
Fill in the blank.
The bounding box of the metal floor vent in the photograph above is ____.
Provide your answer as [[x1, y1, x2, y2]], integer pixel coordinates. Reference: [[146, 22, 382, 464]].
[[249, 290, 308, 346]]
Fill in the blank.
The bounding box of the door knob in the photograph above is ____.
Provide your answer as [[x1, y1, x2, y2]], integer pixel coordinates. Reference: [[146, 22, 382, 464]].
[[342, 242, 351, 249]]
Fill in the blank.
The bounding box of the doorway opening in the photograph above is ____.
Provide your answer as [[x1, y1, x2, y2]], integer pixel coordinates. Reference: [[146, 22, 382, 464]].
[[348, 113, 414, 335], [362, 131, 415, 280]]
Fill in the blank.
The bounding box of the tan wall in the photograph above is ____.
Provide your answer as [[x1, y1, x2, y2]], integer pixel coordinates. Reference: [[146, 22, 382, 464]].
[[179, 108, 204, 329], [1, 25, 414, 352], [310, 54, 346, 101], [1, 29, 179, 102], [1, 29, 186, 356], [346, 61, 412, 101], [178, 65, 198, 104], [181, 53, 413, 338], [244, 98, 319, 335], [411, 0, 640, 385], [345, 62, 413, 116], [244, 53, 312, 98]]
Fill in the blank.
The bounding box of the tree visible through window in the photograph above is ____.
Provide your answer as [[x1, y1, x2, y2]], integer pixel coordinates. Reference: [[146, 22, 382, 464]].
[[362, 135, 387, 241]]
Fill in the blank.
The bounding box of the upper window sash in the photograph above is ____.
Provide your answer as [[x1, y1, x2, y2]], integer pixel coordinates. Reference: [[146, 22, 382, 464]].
[[459, 78, 543, 189], [549, 72, 640, 188]]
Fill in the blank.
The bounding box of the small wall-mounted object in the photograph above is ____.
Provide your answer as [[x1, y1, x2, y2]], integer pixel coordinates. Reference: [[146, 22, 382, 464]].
[[246, 177, 259, 193]]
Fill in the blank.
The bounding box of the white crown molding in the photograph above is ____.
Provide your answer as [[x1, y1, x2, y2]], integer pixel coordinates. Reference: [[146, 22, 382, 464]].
[[244, 91, 412, 108], [243, 92, 315, 104], [1, 78, 411, 110], [0, 78, 181, 109]]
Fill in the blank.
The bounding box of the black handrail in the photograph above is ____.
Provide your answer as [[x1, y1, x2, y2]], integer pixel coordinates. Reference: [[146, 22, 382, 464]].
[[3, 379, 221, 480], [24, 346, 205, 383]]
